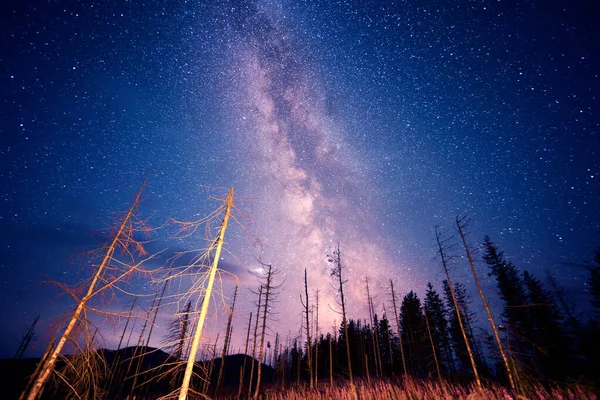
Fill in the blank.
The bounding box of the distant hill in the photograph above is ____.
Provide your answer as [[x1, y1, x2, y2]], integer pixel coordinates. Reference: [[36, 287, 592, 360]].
[[2, 347, 274, 399]]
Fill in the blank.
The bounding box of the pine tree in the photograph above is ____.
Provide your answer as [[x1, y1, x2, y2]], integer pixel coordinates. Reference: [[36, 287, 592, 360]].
[[522, 270, 570, 382], [399, 291, 427, 376], [482, 236, 531, 369], [424, 283, 453, 376]]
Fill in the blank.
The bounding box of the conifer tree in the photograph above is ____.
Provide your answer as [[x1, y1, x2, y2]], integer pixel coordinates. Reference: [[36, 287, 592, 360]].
[[424, 283, 453, 376], [399, 291, 426, 376], [482, 236, 531, 368], [522, 270, 569, 381]]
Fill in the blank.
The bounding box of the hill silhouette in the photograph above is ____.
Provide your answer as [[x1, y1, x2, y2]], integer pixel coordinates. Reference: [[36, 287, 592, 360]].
[[3, 347, 274, 399]]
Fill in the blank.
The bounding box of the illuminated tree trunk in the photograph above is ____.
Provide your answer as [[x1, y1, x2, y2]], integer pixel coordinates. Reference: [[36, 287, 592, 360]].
[[216, 285, 238, 392], [435, 226, 481, 388], [18, 338, 55, 400], [177, 187, 234, 400], [24, 178, 148, 400], [389, 280, 407, 377], [456, 216, 516, 393]]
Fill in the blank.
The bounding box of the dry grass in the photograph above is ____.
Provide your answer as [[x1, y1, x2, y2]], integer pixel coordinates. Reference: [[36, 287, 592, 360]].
[[256, 377, 597, 400]]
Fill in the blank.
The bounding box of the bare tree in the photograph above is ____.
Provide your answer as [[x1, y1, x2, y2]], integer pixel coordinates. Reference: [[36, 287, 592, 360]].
[[389, 280, 407, 377], [238, 311, 253, 398], [328, 244, 353, 384], [456, 216, 516, 393], [424, 309, 442, 380], [216, 285, 238, 391], [314, 289, 320, 387], [383, 304, 394, 376], [253, 263, 282, 399], [301, 268, 314, 388], [435, 226, 481, 388], [366, 277, 382, 377], [23, 176, 160, 400], [248, 287, 263, 397], [176, 187, 235, 400], [14, 315, 39, 360]]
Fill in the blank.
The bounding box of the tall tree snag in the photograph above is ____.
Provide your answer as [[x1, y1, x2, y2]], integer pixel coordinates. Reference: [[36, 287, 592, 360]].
[[455, 216, 516, 393], [328, 244, 353, 384], [253, 263, 281, 399], [24, 176, 152, 400], [216, 285, 238, 391], [435, 226, 481, 387], [178, 186, 234, 400], [389, 280, 407, 377], [301, 268, 313, 389]]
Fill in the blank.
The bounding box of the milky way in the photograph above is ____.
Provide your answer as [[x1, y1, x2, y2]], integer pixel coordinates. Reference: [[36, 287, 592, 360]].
[[218, 3, 409, 335], [1, 0, 599, 357]]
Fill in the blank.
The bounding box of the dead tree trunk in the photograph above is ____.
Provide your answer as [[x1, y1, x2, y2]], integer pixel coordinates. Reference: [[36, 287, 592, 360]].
[[389, 280, 407, 377], [314, 289, 320, 387], [14, 315, 39, 360], [254, 264, 279, 399], [456, 216, 516, 393], [383, 304, 394, 375], [170, 302, 192, 391], [24, 177, 149, 400], [301, 269, 313, 389], [216, 285, 237, 392], [366, 278, 382, 377], [238, 311, 253, 398], [328, 333, 333, 385], [248, 287, 263, 397], [329, 245, 353, 384], [424, 309, 442, 380], [178, 187, 234, 400], [435, 226, 481, 388]]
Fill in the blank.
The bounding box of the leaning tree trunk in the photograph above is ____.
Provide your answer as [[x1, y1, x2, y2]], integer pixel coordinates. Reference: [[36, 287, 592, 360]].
[[178, 187, 234, 400], [435, 226, 481, 388], [24, 177, 149, 400], [456, 216, 517, 393], [390, 280, 408, 377]]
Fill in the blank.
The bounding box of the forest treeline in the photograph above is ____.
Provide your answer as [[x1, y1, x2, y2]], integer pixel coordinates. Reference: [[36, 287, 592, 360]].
[[12, 182, 600, 399], [250, 238, 600, 396]]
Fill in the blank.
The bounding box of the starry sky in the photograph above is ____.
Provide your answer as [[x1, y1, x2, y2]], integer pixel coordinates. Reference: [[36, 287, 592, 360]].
[[1, 0, 599, 359]]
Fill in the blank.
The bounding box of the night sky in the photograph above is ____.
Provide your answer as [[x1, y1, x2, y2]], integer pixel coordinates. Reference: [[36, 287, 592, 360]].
[[2, 1, 599, 359]]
